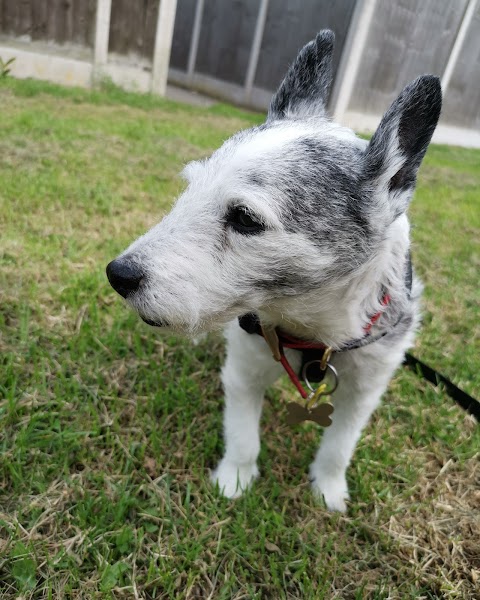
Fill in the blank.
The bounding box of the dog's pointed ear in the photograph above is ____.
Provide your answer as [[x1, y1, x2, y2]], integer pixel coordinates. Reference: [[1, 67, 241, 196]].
[[268, 30, 334, 121], [363, 75, 442, 215]]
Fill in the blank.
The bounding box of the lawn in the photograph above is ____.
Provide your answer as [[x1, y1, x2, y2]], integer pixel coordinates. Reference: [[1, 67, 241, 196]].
[[0, 78, 479, 600]]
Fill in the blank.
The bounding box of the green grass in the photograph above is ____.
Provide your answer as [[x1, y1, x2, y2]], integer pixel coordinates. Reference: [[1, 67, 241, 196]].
[[0, 77, 479, 600]]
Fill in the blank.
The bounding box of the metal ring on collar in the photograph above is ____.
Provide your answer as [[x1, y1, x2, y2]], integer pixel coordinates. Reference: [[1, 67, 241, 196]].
[[302, 361, 339, 395]]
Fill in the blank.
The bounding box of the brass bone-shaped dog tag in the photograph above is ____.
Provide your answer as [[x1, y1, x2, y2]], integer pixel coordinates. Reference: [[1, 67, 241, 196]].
[[286, 401, 334, 427]]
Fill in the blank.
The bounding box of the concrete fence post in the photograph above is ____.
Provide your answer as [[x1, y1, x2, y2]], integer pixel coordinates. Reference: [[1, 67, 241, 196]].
[[152, 0, 178, 96], [93, 0, 112, 82], [441, 0, 478, 95], [187, 0, 204, 83], [244, 0, 269, 103], [330, 0, 377, 123]]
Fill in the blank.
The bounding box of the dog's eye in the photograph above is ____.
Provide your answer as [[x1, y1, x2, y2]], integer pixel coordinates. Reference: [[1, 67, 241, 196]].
[[226, 206, 265, 235]]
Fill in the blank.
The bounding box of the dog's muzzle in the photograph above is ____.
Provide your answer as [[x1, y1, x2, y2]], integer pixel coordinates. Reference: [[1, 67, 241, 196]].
[[106, 258, 168, 327], [106, 258, 143, 299]]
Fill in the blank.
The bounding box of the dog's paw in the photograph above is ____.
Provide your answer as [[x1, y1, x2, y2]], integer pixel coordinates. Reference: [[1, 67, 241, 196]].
[[310, 466, 349, 513], [211, 459, 259, 499]]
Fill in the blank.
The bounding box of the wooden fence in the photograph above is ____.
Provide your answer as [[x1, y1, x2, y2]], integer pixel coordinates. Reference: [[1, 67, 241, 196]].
[[0, 0, 479, 146], [0, 0, 97, 47]]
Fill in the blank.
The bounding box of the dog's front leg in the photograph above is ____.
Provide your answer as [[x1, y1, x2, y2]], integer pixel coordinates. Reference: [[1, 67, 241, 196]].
[[310, 348, 405, 512], [211, 321, 285, 498]]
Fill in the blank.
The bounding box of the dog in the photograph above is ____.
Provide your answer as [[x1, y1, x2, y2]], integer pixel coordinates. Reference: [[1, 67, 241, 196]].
[[106, 30, 441, 512]]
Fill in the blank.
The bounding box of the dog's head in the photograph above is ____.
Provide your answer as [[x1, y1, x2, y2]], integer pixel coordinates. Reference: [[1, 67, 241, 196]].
[[107, 30, 441, 335]]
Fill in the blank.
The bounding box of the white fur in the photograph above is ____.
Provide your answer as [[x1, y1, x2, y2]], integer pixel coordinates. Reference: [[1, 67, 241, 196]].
[[116, 120, 420, 511], [108, 40, 439, 511]]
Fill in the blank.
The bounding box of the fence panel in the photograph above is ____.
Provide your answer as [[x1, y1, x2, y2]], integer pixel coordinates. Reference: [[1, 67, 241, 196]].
[[349, 0, 468, 115], [108, 0, 160, 58], [170, 0, 196, 71], [0, 0, 34, 38], [254, 0, 357, 97], [442, 3, 480, 130], [0, 0, 96, 47], [194, 0, 258, 85]]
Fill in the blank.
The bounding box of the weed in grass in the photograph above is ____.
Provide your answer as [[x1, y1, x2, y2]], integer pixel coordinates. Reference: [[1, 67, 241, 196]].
[[0, 57, 15, 78], [0, 78, 479, 599]]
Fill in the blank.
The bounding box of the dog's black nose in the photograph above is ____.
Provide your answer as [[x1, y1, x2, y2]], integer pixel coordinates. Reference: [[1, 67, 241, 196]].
[[106, 259, 143, 298]]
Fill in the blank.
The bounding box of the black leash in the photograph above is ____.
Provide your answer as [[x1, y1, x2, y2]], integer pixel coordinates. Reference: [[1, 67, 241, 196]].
[[404, 352, 480, 420]]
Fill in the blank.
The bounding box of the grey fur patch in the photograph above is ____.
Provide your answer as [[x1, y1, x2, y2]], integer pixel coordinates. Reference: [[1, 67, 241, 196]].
[[238, 132, 376, 283], [246, 172, 265, 187]]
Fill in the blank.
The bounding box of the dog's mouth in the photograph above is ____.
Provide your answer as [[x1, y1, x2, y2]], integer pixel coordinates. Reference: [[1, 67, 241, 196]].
[[141, 316, 168, 328], [136, 300, 250, 334]]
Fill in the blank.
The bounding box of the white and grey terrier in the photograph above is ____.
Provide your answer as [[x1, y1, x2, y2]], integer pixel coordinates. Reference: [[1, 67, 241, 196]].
[[107, 31, 441, 512]]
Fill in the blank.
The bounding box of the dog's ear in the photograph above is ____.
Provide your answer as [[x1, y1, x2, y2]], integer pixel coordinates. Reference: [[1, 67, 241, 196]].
[[363, 75, 442, 215], [268, 30, 334, 121]]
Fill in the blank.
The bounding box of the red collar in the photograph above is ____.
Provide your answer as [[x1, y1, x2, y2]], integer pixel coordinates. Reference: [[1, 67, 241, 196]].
[[273, 293, 391, 352], [239, 294, 392, 400], [240, 249, 412, 401]]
